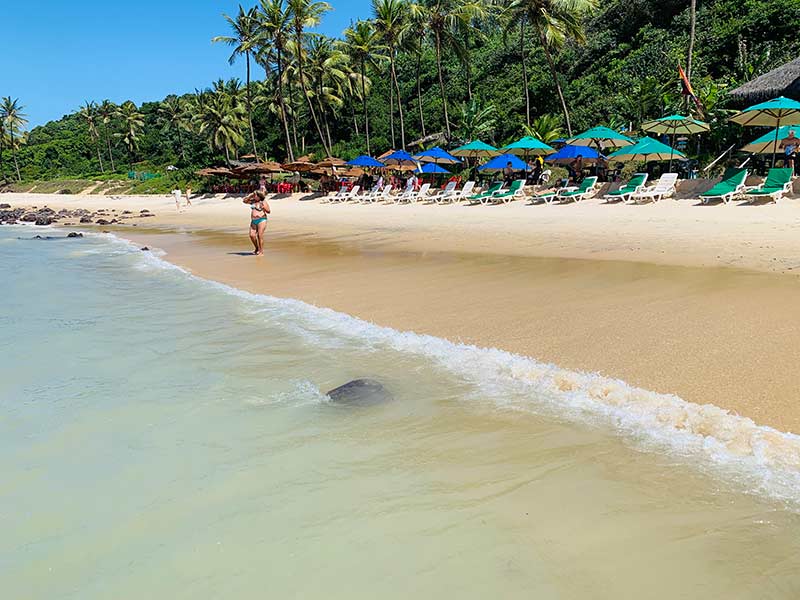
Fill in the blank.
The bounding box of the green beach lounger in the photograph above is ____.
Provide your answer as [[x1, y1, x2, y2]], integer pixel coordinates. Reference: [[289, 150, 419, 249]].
[[700, 168, 749, 204], [468, 182, 503, 203], [744, 168, 794, 203], [488, 179, 526, 203], [558, 176, 599, 203], [603, 173, 648, 203]]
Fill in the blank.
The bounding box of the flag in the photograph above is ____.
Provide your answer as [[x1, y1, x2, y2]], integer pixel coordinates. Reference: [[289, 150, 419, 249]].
[[678, 63, 704, 116]]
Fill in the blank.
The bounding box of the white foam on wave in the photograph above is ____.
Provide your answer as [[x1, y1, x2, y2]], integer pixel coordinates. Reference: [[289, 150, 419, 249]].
[[101, 232, 800, 506]]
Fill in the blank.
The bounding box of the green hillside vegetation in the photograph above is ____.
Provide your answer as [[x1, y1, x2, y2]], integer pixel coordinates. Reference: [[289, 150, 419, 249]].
[[1, 0, 798, 186]]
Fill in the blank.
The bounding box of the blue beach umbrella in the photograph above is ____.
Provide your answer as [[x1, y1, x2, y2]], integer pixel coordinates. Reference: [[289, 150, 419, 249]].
[[346, 155, 386, 168], [547, 144, 605, 165], [479, 153, 530, 173], [416, 162, 451, 174], [413, 146, 462, 165]]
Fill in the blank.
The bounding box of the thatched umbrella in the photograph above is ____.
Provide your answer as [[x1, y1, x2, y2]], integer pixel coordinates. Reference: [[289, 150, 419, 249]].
[[238, 161, 284, 175], [197, 167, 240, 178], [281, 160, 316, 172], [729, 57, 800, 106], [316, 156, 346, 168]]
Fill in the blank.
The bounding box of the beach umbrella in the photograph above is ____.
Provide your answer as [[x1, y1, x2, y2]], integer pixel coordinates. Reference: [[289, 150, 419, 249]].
[[451, 140, 501, 159], [607, 136, 686, 163], [567, 126, 635, 149], [316, 156, 346, 168], [381, 149, 418, 168], [641, 115, 709, 171], [416, 162, 451, 174], [346, 155, 386, 168], [740, 124, 800, 154], [502, 136, 555, 158], [281, 159, 316, 172], [413, 146, 462, 165], [478, 153, 530, 173], [546, 144, 605, 165], [729, 96, 800, 167]]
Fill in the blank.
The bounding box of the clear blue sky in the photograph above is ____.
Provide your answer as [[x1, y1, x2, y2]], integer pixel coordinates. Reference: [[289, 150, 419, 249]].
[[4, 1, 362, 128]]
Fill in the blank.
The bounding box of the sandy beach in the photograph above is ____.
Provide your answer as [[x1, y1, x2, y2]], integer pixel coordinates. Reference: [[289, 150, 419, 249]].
[[6, 190, 800, 433]]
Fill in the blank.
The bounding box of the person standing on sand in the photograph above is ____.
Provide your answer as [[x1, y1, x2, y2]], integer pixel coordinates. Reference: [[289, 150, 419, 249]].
[[185, 187, 192, 207], [780, 130, 798, 172], [172, 189, 182, 211], [244, 190, 270, 256]]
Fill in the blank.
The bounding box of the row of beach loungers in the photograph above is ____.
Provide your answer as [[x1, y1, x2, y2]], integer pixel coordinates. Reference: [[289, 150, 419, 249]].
[[323, 168, 795, 205]]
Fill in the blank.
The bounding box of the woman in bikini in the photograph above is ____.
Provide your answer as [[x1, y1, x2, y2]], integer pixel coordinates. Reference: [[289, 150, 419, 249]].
[[244, 190, 271, 255]]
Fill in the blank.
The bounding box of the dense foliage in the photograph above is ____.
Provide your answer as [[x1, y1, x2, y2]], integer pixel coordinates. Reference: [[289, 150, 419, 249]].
[[2, 0, 799, 183]]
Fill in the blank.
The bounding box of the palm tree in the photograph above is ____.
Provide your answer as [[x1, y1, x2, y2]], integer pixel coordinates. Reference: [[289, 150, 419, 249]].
[[0, 113, 7, 181], [687, 0, 696, 80], [257, 0, 295, 161], [158, 95, 191, 162], [522, 113, 563, 143], [79, 101, 105, 172], [0, 97, 28, 181], [372, 0, 408, 149], [286, 0, 333, 156], [213, 5, 262, 159], [306, 35, 349, 151], [457, 0, 491, 101], [504, 0, 597, 136], [193, 87, 247, 165], [501, 11, 532, 126], [97, 100, 117, 171], [406, 3, 429, 139], [456, 98, 497, 142], [342, 20, 387, 155], [114, 100, 145, 170]]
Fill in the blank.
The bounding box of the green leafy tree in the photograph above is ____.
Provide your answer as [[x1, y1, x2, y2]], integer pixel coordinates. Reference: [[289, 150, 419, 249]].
[[193, 86, 247, 165], [522, 113, 563, 144], [115, 100, 145, 170], [158, 95, 191, 162], [0, 97, 28, 181], [456, 98, 497, 142], [372, 0, 409, 148], [79, 101, 105, 172], [97, 100, 118, 171]]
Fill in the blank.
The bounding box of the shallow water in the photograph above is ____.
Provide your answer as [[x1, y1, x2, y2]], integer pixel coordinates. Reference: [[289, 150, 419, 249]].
[[2, 225, 800, 599]]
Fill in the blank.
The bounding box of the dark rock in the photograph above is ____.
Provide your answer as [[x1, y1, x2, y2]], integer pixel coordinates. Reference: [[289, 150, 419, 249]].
[[79, 217, 92, 223], [326, 379, 393, 406], [140, 209, 150, 213], [122, 210, 132, 214], [20, 213, 38, 222], [67, 232, 83, 238], [141, 246, 150, 251], [39, 207, 55, 214], [95, 219, 110, 225], [0, 203, 10, 209], [35, 217, 53, 226]]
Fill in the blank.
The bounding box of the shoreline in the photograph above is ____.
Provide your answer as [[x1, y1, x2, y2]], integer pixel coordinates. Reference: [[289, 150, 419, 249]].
[[6, 191, 800, 434]]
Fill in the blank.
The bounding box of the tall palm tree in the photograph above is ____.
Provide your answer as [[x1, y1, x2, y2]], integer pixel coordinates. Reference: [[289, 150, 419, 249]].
[[0, 117, 6, 181], [504, 0, 597, 136], [213, 5, 262, 159], [114, 100, 145, 170], [97, 100, 117, 171], [372, 0, 408, 149], [193, 87, 247, 165], [79, 101, 105, 172], [687, 0, 696, 80], [406, 3, 429, 139], [457, 0, 491, 101], [522, 113, 563, 143], [501, 11, 532, 126], [456, 98, 497, 141], [306, 35, 349, 151], [257, 0, 295, 161], [0, 97, 28, 181], [158, 95, 191, 162], [286, 0, 333, 156], [342, 20, 387, 155]]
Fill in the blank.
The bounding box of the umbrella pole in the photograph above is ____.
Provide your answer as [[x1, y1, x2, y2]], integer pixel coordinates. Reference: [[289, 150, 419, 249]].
[[772, 118, 781, 169], [669, 132, 674, 173]]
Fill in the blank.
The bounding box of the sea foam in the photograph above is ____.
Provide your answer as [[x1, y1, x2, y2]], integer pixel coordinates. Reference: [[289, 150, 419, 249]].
[[104, 232, 800, 506]]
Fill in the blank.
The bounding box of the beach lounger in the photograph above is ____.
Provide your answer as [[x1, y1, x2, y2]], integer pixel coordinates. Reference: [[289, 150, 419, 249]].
[[602, 173, 648, 203], [428, 181, 457, 203], [338, 185, 360, 202], [488, 179, 527, 203], [362, 184, 391, 203], [409, 183, 431, 202], [557, 176, 599, 203], [631, 173, 679, 203], [450, 181, 476, 202], [468, 182, 503, 204], [744, 168, 794, 203], [700, 168, 749, 204]]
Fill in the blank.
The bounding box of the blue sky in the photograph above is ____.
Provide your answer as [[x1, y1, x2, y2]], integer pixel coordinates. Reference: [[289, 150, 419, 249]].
[[3, 1, 362, 128]]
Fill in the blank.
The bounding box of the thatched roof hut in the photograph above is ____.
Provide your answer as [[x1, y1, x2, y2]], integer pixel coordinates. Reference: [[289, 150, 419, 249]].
[[729, 57, 800, 106]]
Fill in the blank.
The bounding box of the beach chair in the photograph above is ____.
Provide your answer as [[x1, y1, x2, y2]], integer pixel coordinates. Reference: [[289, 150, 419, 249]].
[[393, 185, 416, 203], [744, 168, 794, 203], [409, 183, 432, 202], [336, 185, 360, 202], [361, 184, 389, 203], [488, 179, 527, 204], [700, 168, 749, 204], [327, 186, 350, 202], [631, 173, 679, 203], [428, 181, 457, 203], [450, 181, 476, 202], [467, 182, 503, 204], [557, 176, 599, 203], [602, 173, 648, 203]]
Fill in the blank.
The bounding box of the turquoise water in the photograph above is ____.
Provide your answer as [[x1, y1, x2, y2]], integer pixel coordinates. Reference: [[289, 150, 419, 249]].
[[2, 225, 800, 599]]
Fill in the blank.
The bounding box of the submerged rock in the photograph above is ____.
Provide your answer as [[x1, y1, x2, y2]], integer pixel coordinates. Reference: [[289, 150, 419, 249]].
[[141, 246, 150, 252], [67, 232, 83, 238], [326, 379, 393, 406]]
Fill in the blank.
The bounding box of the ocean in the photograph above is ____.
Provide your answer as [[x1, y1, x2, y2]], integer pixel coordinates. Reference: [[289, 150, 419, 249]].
[[2, 224, 800, 599]]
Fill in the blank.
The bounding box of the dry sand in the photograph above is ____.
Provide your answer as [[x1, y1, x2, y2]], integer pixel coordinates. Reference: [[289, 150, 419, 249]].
[[6, 190, 800, 433]]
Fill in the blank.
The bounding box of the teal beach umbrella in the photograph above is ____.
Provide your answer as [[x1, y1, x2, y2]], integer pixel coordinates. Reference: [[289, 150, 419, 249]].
[[502, 136, 554, 157], [641, 115, 709, 171], [741, 124, 800, 154], [451, 140, 501, 159], [567, 126, 634, 149], [729, 96, 800, 167], [607, 136, 686, 163]]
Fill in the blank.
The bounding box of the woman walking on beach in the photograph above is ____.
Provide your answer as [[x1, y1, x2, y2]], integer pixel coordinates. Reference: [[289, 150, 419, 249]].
[[244, 190, 270, 256]]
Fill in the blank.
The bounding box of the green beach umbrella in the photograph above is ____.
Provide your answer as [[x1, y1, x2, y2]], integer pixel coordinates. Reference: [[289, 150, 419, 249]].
[[741, 124, 800, 154], [502, 136, 555, 157], [729, 96, 800, 167], [641, 115, 709, 171], [451, 140, 501, 159], [567, 126, 635, 149], [607, 136, 686, 164]]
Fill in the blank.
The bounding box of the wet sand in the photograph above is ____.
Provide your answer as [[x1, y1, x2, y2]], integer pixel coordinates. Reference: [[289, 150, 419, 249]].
[[7, 191, 800, 433]]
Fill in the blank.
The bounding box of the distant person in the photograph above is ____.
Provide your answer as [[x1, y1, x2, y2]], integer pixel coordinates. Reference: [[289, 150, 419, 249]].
[[259, 176, 267, 194], [172, 189, 182, 211], [529, 155, 544, 185], [571, 155, 584, 182], [244, 190, 270, 256], [185, 187, 192, 207], [372, 174, 384, 192], [780, 130, 799, 172], [503, 161, 515, 186]]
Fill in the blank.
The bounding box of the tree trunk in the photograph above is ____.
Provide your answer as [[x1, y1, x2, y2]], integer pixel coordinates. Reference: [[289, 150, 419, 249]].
[[289, 84, 300, 151], [434, 30, 451, 139], [390, 54, 406, 149], [246, 52, 258, 158], [361, 62, 371, 155], [464, 34, 473, 100], [177, 127, 186, 162], [275, 46, 295, 162], [687, 0, 696, 80], [538, 27, 572, 136], [0, 134, 4, 180], [318, 79, 334, 152], [351, 103, 360, 136], [389, 61, 396, 148], [10, 133, 21, 181], [295, 29, 331, 156], [416, 52, 427, 138], [520, 20, 531, 127], [104, 125, 116, 171], [96, 141, 105, 172]]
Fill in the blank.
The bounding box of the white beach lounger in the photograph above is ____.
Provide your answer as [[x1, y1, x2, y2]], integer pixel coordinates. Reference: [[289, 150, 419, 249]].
[[428, 181, 457, 203], [451, 181, 476, 202], [408, 183, 431, 203], [631, 173, 679, 203]]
